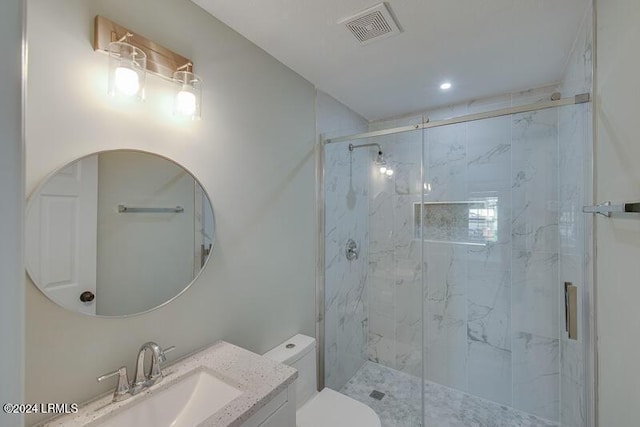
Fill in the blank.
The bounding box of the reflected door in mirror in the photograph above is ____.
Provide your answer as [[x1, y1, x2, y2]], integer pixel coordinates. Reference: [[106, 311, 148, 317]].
[[26, 156, 98, 315]]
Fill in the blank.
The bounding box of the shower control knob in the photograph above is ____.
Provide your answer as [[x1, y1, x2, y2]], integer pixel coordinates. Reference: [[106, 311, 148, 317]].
[[345, 239, 359, 261], [80, 291, 95, 303]]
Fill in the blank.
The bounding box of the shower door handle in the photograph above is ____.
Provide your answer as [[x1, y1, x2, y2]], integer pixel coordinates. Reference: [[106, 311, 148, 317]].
[[564, 282, 578, 340]]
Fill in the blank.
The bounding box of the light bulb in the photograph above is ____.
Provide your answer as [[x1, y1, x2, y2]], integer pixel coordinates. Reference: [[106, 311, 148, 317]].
[[175, 90, 197, 116], [386, 169, 394, 176], [440, 82, 452, 90], [114, 66, 140, 96], [379, 166, 387, 174]]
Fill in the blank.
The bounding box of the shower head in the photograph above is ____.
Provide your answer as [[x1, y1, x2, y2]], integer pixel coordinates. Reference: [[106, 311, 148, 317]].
[[349, 143, 385, 162], [348, 142, 393, 176], [375, 151, 393, 176]]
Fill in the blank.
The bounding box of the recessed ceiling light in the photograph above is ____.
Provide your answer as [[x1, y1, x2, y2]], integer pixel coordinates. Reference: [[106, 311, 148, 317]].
[[440, 82, 452, 90]]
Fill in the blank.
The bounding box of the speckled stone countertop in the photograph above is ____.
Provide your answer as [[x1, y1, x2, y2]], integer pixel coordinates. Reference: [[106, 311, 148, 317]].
[[38, 341, 297, 427]]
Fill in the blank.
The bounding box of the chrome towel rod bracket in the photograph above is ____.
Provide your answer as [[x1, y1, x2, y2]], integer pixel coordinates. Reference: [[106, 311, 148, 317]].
[[582, 201, 640, 217]]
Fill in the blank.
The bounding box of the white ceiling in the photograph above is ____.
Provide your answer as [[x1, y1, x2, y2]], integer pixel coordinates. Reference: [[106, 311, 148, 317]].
[[192, 0, 590, 121]]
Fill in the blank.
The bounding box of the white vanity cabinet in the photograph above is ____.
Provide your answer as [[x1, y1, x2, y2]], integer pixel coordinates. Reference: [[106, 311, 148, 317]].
[[241, 384, 296, 427]]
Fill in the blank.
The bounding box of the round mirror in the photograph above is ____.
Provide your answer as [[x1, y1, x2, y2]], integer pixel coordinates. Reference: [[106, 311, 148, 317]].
[[25, 150, 215, 317]]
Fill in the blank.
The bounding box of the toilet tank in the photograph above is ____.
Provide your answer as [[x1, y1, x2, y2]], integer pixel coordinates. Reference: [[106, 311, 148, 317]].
[[263, 334, 317, 409]]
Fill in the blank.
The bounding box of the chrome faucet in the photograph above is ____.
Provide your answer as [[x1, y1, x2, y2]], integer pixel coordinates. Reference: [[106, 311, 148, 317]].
[[131, 342, 174, 393], [97, 342, 175, 402]]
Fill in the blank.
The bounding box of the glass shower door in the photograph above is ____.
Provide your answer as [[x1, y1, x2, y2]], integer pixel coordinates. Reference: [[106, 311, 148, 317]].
[[422, 115, 515, 426], [322, 102, 591, 427], [421, 102, 591, 427]]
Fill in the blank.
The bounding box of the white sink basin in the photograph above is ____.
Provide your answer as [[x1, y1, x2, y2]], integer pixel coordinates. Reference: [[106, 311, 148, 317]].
[[95, 370, 243, 427], [40, 342, 297, 427]]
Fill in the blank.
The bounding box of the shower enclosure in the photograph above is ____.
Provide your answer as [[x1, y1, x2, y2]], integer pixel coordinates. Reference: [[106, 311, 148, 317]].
[[319, 96, 593, 427]]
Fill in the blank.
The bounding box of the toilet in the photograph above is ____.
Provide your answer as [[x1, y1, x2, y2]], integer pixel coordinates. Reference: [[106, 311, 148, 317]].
[[264, 334, 381, 427]]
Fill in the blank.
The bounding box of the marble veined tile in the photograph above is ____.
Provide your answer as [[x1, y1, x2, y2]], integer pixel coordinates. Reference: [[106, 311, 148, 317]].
[[558, 103, 588, 257], [341, 362, 422, 427], [467, 262, 511, 352], [467, 341, 512, 406], [467, 116, 511, 183], [394, 195, 421, 251], [323, 140, 369, 391], [340, 361, 559, 427], [391, 138, 423, 196], [512, 251, 560, 340], [560, 339, 587, 427], [425, 244, 468, 391], [512, 332, 560, 422], [466, 242, 511, 270], [424, 124, 467, 202], [367, 332, 396, 369], [511, 109, 559, 254]]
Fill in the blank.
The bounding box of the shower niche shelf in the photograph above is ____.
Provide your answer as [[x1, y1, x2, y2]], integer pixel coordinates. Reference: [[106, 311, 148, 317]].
[[414, 199, 499, 246]]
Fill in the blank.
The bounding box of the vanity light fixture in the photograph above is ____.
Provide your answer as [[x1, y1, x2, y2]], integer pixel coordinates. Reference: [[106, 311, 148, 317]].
[[94, 16, 201, 117], [108, 33, 146, 100], [173, 63, 202, 120]]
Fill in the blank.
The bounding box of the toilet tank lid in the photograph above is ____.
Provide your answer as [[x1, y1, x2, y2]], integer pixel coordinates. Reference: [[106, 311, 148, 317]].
[[263, 334, 316, 365]]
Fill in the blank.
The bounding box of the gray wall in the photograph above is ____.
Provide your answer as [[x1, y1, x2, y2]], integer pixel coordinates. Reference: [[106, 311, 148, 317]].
[[595, 0, 640, 425], [25, 0, 316, 424], [0, 1, 24, 426]]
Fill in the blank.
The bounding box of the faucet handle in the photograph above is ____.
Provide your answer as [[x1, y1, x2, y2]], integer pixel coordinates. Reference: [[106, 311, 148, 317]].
[[148, 344, 175, 382], [159, 345, 176, 364], [97, 366, 130, 402]]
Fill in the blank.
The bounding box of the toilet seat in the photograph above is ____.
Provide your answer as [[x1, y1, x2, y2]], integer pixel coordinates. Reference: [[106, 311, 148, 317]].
[[296, 388, 381, 427]]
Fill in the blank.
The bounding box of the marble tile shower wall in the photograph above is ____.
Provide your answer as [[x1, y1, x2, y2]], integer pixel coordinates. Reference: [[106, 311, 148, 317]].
[[366, 86, 570, 422], [367, 117, 424, 378], [324, 143, 370, 390], [317, 91, 370, 391]]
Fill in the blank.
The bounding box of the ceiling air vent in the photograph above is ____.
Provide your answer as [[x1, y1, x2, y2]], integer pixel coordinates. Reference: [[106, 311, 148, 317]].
[[340, 2, 401, 45]]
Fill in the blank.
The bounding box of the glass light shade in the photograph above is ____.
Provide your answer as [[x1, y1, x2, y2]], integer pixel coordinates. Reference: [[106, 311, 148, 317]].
[[114, 66, 140, 96], [108, 41, 146, 100], [173, 70, 202, 120]]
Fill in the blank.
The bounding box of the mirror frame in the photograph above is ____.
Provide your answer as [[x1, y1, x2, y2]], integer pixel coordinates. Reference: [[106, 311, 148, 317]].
[[25, 149, 216, 318]]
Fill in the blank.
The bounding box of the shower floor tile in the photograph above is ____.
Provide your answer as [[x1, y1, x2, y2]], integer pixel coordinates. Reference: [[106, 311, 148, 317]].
[[339, 361, 559, 427]]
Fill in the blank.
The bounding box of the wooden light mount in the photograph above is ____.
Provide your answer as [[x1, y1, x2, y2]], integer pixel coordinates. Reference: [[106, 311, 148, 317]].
[[93, 15, 193, 79]]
